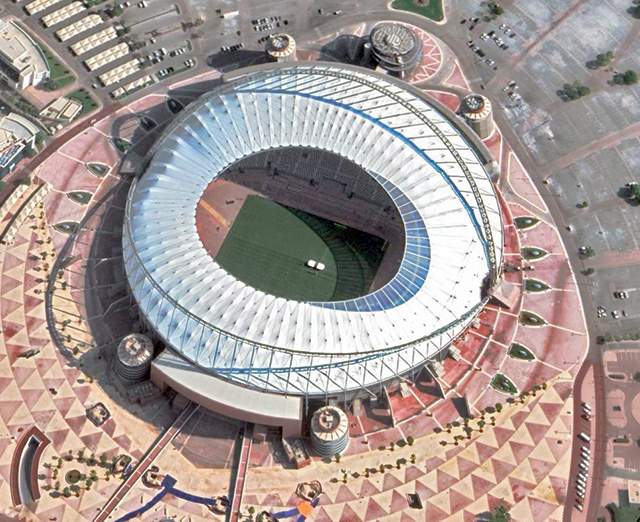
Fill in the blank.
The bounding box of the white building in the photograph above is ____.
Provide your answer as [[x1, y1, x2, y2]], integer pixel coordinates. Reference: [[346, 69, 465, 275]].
[[0, 21, 49, 89]]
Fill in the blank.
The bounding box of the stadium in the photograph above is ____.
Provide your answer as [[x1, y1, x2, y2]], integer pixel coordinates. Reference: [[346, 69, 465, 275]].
[[123, 62, 504, 436]]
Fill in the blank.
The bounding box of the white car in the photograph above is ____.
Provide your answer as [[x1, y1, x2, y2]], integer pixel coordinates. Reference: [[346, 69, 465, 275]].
[[612, 310, 620, 319], [479, 33, 488, 40]]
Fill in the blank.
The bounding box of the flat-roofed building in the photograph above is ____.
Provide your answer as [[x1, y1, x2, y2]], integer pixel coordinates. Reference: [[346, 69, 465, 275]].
[[39, 96, 82, 123], [70, 26, 117, 56], [55, 14, 102, 42], [41, 1, 85, 28], [0, 21, 49, 89]]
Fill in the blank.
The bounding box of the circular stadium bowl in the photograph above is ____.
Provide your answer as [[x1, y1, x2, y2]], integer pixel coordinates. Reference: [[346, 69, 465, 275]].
[[123, 62, 503, 401]]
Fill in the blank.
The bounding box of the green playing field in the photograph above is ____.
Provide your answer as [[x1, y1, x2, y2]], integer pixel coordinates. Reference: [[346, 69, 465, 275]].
[[215, 195, 338, 301]]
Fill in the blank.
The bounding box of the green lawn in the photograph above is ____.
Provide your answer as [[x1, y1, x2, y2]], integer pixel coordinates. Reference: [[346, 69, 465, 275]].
[[391, 0, 444, 21], [216, 196, 338, 301], [607, 503, 640, 522], [68, 89, 98, 116], [34, 38, 72, 79]]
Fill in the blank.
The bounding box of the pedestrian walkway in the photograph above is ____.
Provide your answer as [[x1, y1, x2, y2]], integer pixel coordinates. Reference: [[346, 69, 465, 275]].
[[93, 402, 199, 522], [229, 423, 253, 522]]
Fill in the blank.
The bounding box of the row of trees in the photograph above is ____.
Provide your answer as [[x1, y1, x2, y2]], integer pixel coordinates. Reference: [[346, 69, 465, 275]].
[[563, 80, 591, 100], [613, 70, 638, 85]]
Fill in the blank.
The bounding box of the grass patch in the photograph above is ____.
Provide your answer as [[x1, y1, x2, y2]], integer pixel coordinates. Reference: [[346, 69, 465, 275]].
[[53, 221, 79, 234], [86, 162, 110, 178], [524, 279, 550, 292], [521, 247, 547, 260], [519, 311, 546, 327], [606, 503, 640, 522], [112, 137, 132, 153], [34, 38, 71, 79], [68, 89, 98, 116], [55, 75, 75, 88], [216, 195, 339, 301], [514, 216, 539, 229], [67, 191, 92, 205], [390, 0, 444, 21], [167, 98, 184, 114], [65, 469, 83, 485], [490, 373, 518, 395], [508, 343, 535, 361]]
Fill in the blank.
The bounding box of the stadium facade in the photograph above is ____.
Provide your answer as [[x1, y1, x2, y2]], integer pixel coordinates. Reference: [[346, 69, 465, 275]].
[[123, 62, 503, 435]]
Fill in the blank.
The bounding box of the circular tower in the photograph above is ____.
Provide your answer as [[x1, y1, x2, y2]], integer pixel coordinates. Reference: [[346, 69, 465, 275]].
[[265, 34, 296, 62], [310, 406, 350, 457], [459, 94, 494, 139], [115, 333, 154, 382], [369, 24, 423, 78]]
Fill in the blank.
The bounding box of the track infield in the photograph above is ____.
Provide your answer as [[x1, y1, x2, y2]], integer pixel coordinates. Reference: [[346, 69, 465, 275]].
[[215, 195, 338, 301]]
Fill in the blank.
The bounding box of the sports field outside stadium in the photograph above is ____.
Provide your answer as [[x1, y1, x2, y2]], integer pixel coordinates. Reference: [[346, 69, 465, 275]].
[[215, 195, 385, 302]]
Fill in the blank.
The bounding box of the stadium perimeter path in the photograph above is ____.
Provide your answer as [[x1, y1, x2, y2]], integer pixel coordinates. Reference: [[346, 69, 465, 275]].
[[229, 423, 254, 522], [92, 402, 199, 522]]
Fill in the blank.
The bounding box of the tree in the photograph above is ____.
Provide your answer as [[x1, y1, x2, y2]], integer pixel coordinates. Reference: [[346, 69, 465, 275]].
[[25, 147, 36, 158], [596, 52, 614, 67], [576, 85, 591, 97], [488, 2, 504, 15], [623, 70, 638, 84], [490, 504, 511, 521], [406, 436, 414, 446], [614, 70, 638, 85], [564, 85, 579, 100], [495, 402, 503, 412]]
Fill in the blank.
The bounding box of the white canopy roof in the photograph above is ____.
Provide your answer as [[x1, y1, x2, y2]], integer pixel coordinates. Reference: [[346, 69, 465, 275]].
[[124, 63, 503, 396]]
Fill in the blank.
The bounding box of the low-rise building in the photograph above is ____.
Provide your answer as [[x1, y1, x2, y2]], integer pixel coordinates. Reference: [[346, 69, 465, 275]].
[[39, 96, 82, 123], [0, 112, 38, 175], [0, 21, 49, 89]]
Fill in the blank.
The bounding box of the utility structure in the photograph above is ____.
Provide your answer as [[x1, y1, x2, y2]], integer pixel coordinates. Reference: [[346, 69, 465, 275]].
[[458, 94, 495, 139], [115, 333, 154, 382], [265, 34, 296, 62], [368, 23, 423, 78]]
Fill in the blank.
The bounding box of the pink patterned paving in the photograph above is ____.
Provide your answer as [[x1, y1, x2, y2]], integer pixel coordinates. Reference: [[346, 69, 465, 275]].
[[483, 128, 502, 160], [396, 23, 442, 83], [520, 221, 566, 256], [507, 153, 548, 213], [57, 128, 120, 166], [491, 311, 519, 347], [444, 62, 470, 90]]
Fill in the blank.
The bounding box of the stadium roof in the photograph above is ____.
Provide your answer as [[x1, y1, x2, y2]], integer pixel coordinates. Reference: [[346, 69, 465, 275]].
[[124, 62, 503, 397]]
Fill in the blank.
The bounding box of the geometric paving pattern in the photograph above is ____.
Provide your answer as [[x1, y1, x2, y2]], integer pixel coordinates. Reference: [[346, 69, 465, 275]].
[[242, 380, 572, 522], [0, 68, 587, 522]]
